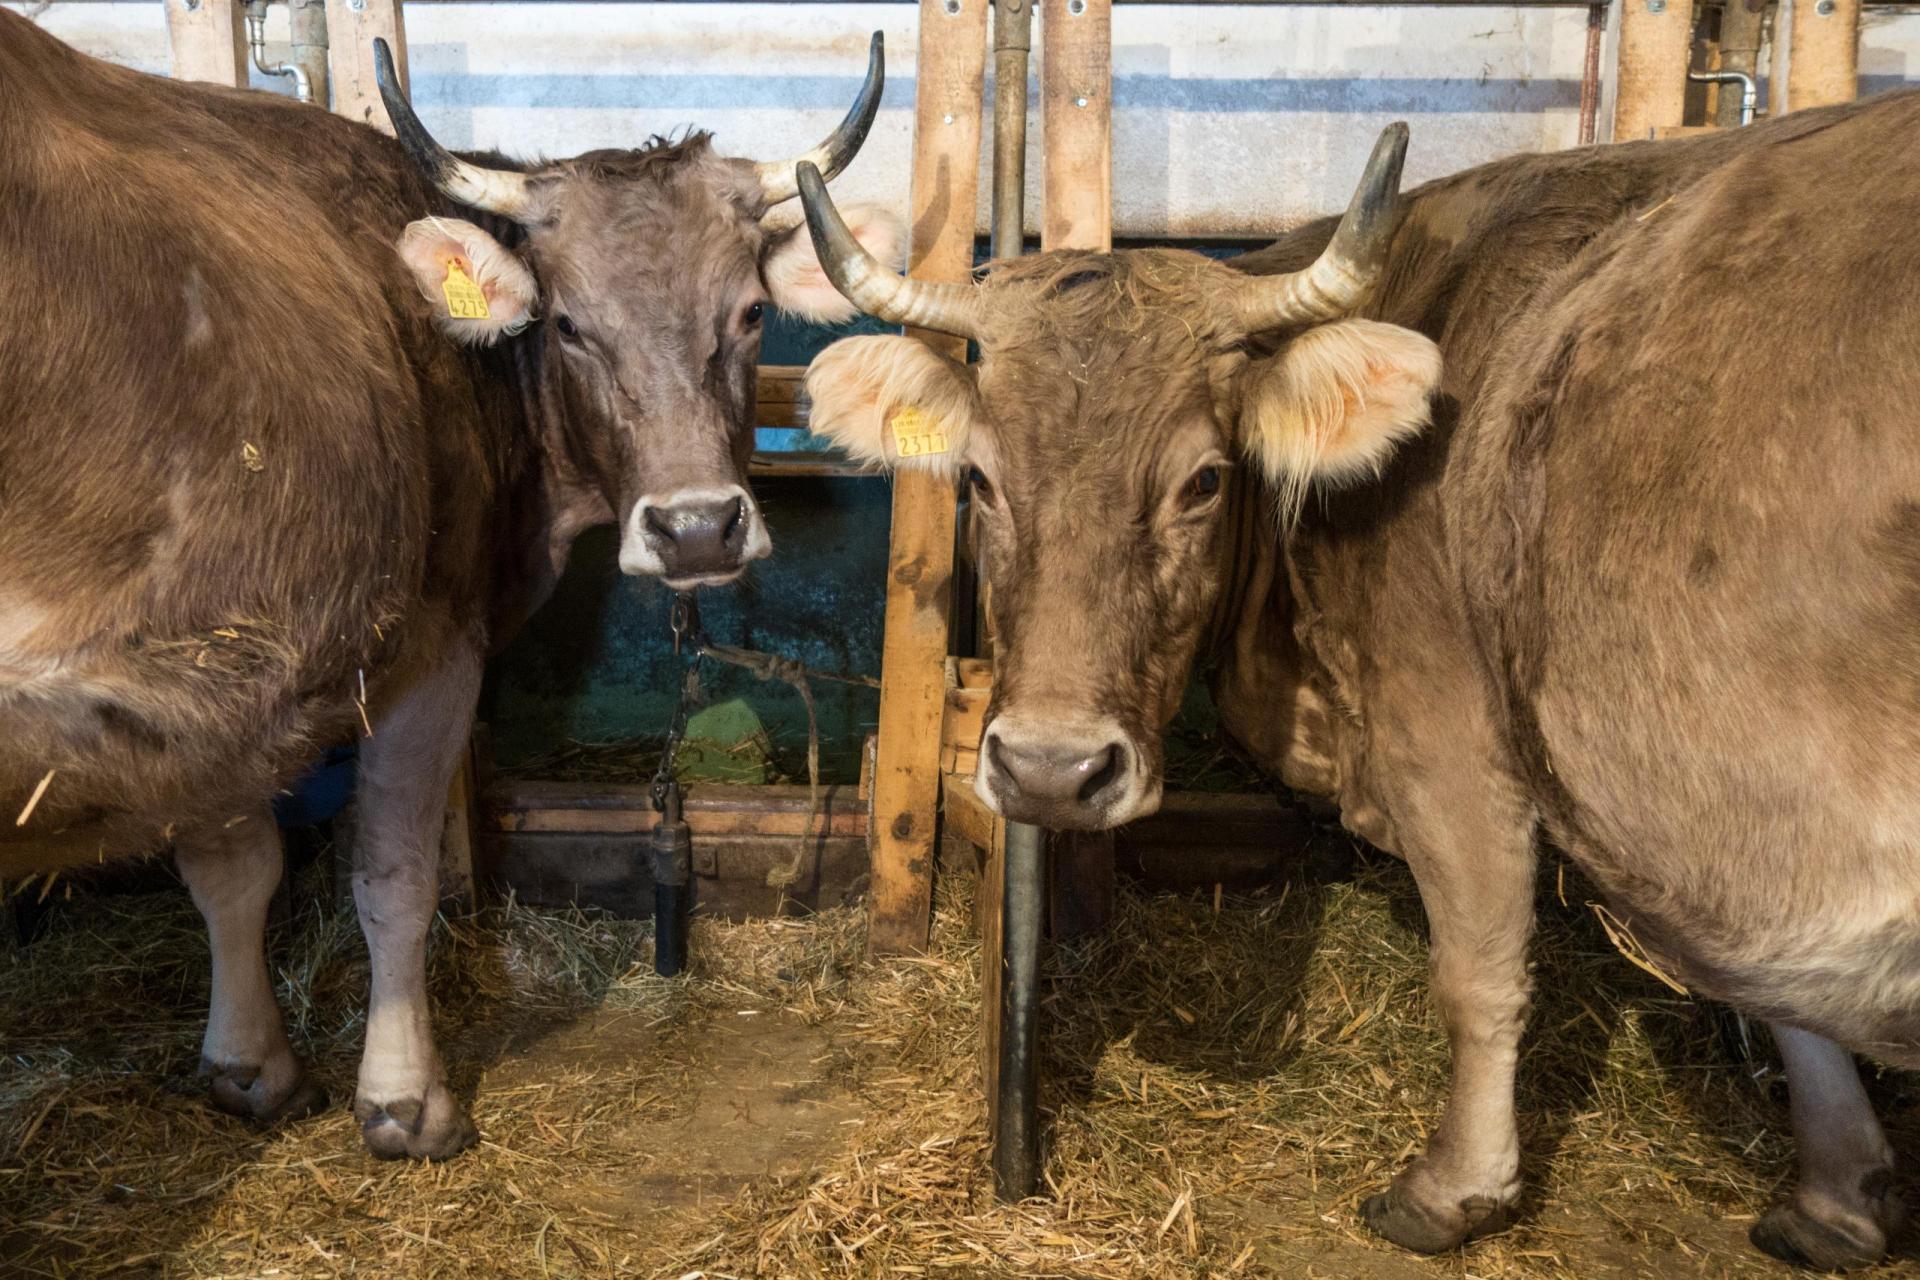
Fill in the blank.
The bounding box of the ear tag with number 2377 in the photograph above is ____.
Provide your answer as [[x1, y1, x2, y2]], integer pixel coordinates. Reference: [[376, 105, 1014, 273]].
[[889, 406, 949, 459], [442, 260, 491, 321]]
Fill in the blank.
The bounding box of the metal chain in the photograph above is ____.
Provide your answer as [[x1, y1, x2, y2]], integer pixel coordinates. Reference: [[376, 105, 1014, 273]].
[[650, 592, 706, 812]]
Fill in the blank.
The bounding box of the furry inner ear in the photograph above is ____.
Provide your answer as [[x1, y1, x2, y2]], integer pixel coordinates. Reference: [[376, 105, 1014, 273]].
[[395, 217, 538, 347], [764, 204, 908, 325], [803, 334, 977, 476], [1240, 318, 1442, 511]]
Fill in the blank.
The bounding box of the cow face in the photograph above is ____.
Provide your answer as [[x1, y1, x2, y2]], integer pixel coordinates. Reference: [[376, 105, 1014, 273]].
[[793, 129, 1440, 829], [382, 37, 901, 589]]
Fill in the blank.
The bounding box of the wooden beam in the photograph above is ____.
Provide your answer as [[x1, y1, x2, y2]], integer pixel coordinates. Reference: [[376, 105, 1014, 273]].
[[165, 0, 248, 88], [1772, 0, 1859, 113], [325, 0, 407, 131], [1041, 0, 1114, 251], [1613, 0, 1691, 141], [438, 753, 476, 903], [484, 780, 869, 838], [865, 0, 988, 956]]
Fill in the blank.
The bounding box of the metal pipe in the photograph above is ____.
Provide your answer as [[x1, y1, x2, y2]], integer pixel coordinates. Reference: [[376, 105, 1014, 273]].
[[288, 0, 330, 111], [244, 0, 314, 104], [650, 783, 693, 977], [991, 0, 1034, 261], [1714, 0, 1765, 127], [1689, 68, 1758, 124], [992, 820, 1046, 1201], [1577, 3, 1604, 145]]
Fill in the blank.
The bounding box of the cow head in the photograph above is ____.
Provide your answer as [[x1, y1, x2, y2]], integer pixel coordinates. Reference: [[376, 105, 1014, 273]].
[[379, 37, 902, 588], [796, 128, 1441, 828]]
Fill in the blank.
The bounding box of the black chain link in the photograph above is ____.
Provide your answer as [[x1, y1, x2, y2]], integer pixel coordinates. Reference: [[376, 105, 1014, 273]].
[[650, 592, 706, 813]]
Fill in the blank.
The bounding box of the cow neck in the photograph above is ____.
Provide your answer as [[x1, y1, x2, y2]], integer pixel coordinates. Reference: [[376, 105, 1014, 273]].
[[1201, 464, 1270, 665], [455, 207, 603, 524]]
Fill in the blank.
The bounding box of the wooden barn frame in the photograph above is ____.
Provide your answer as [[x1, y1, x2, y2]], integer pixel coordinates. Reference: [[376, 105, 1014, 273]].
[[161, 0, 1871, 1200]]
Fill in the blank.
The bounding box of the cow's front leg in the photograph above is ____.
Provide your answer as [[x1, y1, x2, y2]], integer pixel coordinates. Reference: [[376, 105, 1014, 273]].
[[175, 809, 327, 1124], [1749, 1024, 1904, 1270], [351, 643, 482, 1160], [1361, 766, 1536, 1253]]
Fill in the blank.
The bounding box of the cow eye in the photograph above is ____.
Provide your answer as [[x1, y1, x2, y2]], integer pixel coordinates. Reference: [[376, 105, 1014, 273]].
[[554, 314, 580, 340], [1184, 465, 1222, 507], [742, 301, 765, 328], [967, 466, 995, 504]]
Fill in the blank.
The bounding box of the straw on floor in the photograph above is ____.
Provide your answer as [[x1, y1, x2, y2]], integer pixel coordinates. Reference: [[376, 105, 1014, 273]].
[[4, 838, 1914, 1279]]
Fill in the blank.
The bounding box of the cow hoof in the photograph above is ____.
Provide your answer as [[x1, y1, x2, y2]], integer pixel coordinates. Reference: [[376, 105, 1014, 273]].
[[1750, 1181, 1905, 1272], [1363, 1183, 1514, 1255], [355, 1085, 477, 1161], [200, 1056, 328, 1126]]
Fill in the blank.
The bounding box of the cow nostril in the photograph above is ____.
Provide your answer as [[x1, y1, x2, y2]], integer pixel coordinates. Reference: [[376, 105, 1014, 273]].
[[643, 505, 676, 545], [1077, 746, 1120, 805], [723, 497, 746, 550]]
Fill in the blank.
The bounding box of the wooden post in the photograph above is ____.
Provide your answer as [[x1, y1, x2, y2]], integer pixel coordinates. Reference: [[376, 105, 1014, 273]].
[[866, 0, 988, 956], [438, 754, 477, 905], [325, 0, 407, 131], [1613, 0, 1691, 141], [1772, 0, 1859, 114], [165, 0, 249, 88], [1041, 0, 1113, 252]]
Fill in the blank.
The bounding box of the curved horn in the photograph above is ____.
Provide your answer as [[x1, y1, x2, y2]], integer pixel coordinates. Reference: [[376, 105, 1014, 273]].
[[754, 32, 886, 205], [797, 161, 987, 338], [1233, 123, 1410, 335], [375, 38, 534, 220]]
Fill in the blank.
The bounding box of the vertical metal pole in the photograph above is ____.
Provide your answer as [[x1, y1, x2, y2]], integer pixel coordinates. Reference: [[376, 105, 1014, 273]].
[[991, 0, 1033, 262], [1578, 4, 1606, 145], [992, 819, 1046, 1200]]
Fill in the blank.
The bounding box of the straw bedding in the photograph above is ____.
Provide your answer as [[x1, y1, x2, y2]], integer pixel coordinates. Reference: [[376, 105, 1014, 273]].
[[5, 837, 1918, 1278]]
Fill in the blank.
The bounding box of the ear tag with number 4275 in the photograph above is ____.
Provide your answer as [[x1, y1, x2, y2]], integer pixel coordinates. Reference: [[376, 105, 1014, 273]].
[[442, 260, 491, 321], [889, 405, 949, 459]]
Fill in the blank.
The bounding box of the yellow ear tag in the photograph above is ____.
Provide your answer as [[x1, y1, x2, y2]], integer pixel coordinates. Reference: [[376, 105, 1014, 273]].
[[888, 405, 949, 459], [441, 260, 491, 321]]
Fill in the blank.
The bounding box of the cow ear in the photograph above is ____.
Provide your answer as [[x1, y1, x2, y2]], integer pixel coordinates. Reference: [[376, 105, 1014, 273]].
[[804, 334, 976, 477], [764, 204, 908, 324], [1239, 319, 1441, 501], [396, 217, 539, 346]]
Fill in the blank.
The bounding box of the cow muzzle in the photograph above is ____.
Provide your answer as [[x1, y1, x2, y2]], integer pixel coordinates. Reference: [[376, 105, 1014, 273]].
[[619, 486, 771, 587], [975, 713, 1159, 831]]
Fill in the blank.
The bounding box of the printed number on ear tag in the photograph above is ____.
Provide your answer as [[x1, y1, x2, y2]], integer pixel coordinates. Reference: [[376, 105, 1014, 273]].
[[889, 406, 949, 459], [442, 261, 491, 321]]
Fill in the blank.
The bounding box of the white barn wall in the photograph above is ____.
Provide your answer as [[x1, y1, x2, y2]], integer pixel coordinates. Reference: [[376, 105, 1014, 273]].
[[13, 1, 1920, 238]]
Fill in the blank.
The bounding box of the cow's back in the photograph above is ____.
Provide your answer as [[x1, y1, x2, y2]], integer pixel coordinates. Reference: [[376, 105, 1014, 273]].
[[0, 13, 481, 866], [1451, 90, 1920, 1056]]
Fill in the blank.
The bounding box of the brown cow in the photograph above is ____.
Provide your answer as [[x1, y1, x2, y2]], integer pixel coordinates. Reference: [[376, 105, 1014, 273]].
[[794, 93, 1920, 1268], [0, 13, 899, 1160]]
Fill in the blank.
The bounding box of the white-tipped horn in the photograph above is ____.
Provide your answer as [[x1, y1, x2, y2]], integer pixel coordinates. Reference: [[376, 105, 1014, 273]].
[[1233, 123, 1410, 335], [752, 32, 886, 205], [796, 161, 987, 338], [375, 38, 534, 220]]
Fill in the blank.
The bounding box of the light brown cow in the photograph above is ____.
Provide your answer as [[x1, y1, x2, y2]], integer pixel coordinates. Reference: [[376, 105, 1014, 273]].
[[795, 92, 1920, 1269], [0, 13, 898, 1160]]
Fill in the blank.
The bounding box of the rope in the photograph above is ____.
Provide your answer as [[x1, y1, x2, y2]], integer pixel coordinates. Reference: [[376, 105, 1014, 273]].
[[693, 642, 878, 893]]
